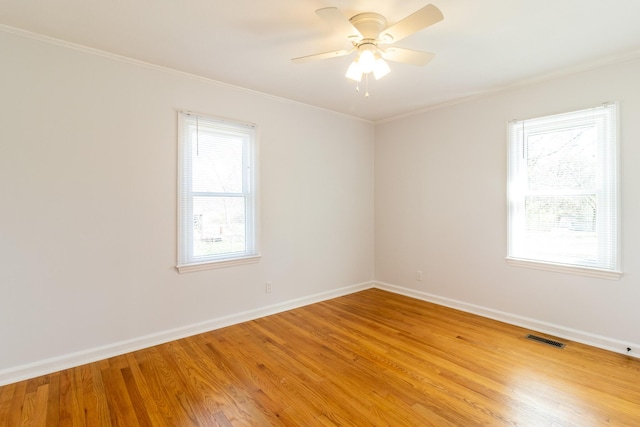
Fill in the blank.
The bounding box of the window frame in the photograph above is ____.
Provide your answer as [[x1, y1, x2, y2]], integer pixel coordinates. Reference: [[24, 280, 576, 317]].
[[176, 111, 260, 273], [506, 103, 621, 279]]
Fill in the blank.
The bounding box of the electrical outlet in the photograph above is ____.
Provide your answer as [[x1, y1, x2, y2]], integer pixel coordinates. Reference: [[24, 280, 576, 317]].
[[416, 271, 423, 281], [265, 281, 273, 293]]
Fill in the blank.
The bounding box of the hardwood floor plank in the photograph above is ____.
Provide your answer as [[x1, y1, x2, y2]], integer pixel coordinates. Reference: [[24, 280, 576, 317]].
[[155, 341, 235, 425], [0, 383, 17, 427], [195, 336, 296, 426], [120, 367, 154, 427], [297, 302, 508, 424], [78, 365, 102, 425], [1, 288, 639, 425], [132, 347, 194, 427], [207, 327, 330, 425], [58, 369, 83, 426], [179, 334, 285, 426], [18, 388, 37, 426], [84, 363, 112, 426], [44, 373, 60, 427], [5, 381, 27, 427], [100, 363, 140, 426], [19, 383, 49, 427], [122, 353, 169, 427], [244, 318, 398, 425], [213, 410, 234, 427]]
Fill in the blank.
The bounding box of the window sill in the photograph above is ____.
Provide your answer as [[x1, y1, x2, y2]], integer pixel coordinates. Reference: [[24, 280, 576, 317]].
[[177, 255, 261, 273], [506, 257, 622, 280]]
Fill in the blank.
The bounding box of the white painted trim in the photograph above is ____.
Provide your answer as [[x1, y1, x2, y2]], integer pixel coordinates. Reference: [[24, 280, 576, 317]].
[[4, 24, 639, 126], [0, 281, 375, 386], [176, 255, 262, 273], [0, 24, 372, 125], [374, 281, 639, 359], [376, 49, 640, 124], [4, 279, 636, 386], [505, 257, 622, 280]]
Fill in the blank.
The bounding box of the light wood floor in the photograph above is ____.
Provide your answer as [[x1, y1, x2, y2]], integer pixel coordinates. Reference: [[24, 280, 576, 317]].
[[1, 288, 639, 426]]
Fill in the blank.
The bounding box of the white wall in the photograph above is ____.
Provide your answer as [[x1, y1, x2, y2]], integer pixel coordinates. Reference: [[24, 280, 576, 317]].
[[3, 27, 639, 385], [375, 57, 640, 352], [0, 30, 374, 381]]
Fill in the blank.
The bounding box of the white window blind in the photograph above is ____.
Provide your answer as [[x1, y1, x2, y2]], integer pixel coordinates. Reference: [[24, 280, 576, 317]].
[[507, 103, 619, 277], [177, 111, 258, 271]]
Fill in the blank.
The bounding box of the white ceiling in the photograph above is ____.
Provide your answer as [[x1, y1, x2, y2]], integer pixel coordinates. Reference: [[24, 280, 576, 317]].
[[2, 0, 640, 121]]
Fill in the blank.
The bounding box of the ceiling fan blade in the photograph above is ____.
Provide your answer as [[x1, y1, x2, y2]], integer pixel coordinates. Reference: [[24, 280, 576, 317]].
[[381, 4, 443, 43], [380, 47, 435, 66], [316, 7, 362, 40], [291, 49, 353, 64]]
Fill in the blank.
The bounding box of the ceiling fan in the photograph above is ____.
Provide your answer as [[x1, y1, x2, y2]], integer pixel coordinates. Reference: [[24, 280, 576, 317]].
[[292, 4, 444, 95]]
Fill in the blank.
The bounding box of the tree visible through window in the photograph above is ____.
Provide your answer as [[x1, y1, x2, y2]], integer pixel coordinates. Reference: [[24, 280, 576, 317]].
[[507, 104, 619, 276], [177, 111, 258, 271]]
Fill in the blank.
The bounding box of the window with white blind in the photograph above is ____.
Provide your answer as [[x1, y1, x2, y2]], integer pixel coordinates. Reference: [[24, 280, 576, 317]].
[[177, 111, 259, 273], [507, 103, 620, 279]]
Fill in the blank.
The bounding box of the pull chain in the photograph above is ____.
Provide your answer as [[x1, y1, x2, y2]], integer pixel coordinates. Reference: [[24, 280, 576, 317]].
[[365, 73, 370, 97]]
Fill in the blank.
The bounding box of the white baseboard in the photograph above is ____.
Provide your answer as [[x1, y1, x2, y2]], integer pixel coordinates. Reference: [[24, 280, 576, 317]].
[[374, 281, 639, 358], [0, 281, 375, 387], [3, 280, 636, 386]]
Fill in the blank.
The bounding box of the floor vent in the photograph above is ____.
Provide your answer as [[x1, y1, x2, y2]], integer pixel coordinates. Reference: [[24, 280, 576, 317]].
[[525, 334, 566, 349]]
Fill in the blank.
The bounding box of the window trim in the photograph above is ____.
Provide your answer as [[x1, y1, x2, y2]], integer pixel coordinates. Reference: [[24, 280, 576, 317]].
[[505, 258, 622, 280], [176, 110, 260, 273], [506, 103, 621, 279], [176, 255, 261, 274]]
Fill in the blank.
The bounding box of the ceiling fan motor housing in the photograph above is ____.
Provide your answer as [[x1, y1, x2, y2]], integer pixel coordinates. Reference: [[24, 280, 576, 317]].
[[349, 12, 387, 40]]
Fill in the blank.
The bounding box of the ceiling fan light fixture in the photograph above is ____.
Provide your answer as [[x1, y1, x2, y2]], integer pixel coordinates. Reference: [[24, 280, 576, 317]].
[[294, 4, 444, 95], [373, 58, 390, 80], [357, 48, 376, 73], [346, 61, 363, 81]]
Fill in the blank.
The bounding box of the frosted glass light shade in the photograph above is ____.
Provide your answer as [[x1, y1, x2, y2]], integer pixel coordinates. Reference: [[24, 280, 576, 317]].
[[373, 58, 390, 80], [346, 61, 363, 81], [358, 49, 376, 73]]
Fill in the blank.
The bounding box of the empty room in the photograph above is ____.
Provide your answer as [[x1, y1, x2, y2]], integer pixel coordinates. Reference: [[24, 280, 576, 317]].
[[1, 0, 640, 425]]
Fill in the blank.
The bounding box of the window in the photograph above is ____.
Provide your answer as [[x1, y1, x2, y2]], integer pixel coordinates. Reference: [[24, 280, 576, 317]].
[[507, 103, 620, 278], [177, 111, 259, 272]]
